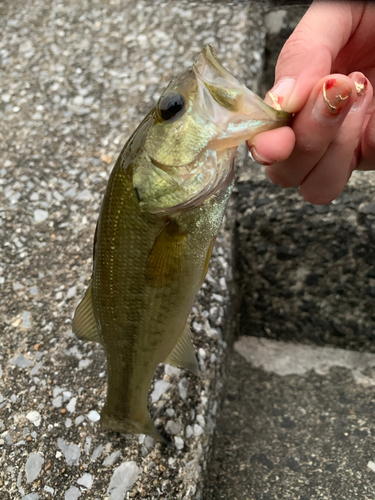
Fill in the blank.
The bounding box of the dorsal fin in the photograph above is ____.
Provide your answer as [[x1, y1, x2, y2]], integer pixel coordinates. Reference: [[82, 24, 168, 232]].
[[165, 324, 199, 376], [72, 283, 102, 344]]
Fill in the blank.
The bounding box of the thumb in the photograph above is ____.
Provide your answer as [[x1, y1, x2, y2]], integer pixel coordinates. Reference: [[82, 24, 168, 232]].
[[265, 1, 358, 113]]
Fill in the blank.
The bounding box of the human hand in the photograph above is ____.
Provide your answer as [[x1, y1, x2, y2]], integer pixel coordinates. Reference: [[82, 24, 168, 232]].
[[248, 1, 375, 204]]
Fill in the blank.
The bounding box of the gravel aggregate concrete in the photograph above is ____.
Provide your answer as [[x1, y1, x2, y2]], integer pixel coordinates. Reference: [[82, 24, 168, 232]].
[[4, 1, 375, 499], [235, 155, 375, 352], [0, 0, 268, 498]]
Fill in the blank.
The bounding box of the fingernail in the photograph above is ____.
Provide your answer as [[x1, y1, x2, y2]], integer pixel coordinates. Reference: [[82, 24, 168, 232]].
[[323, 79, 352, 115], [313, 78, 352, 119], [350, 74, 368, 112], [249, 146, 274, 166], [264, 77, 297, 110]]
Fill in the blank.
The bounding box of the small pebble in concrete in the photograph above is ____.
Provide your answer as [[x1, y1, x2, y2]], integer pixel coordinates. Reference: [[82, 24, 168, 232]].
[[151, 380, 171, 403], [22, 494, 39, 500], [87, 410, 100, 422], [34, 209, 49, 222], [164, 364, 182, 377], [57, 438, 81, 466], [76, 189, 91, 201], [52, 396, 63, 408], [174, 437, 184, 450], [107, 461, 141, 500], [196, 415, 205, 428], [6, 434, 14, 445], [198, 348, 206, 360], [66, 397, 77, 413], [103, 450, 122, 466], [63, 391, 72, 401], [165, 421, 182, 435], [91, 445, 103, 461], [30, 362, 43, 376], [84, 437, 91, 455], [64, 486, 80, 500], [25, 453, 44, 483], [144, 436, 155, 449], [186, 425, 193, 439], [193, 424, 204, 437], [79, 359, 90, 369], [26, 411, 41, 427], [11, 353, 32, 368], [77, 473, 93, 489], [53, 387, 65, 398], [66, 286, 76, 299], [178, 378, 188, 400]]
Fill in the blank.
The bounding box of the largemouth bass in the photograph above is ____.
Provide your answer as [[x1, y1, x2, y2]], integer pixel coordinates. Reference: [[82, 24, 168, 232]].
[[72, 45, 290, 441]]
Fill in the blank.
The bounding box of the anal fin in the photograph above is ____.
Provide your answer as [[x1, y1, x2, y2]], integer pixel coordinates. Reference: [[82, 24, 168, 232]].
[[72, 282, 102, 344], [165, 324, 199, 376]]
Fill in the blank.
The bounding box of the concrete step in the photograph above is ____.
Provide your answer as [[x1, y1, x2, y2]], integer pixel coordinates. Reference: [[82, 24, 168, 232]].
[[205, 337, 375, 500]]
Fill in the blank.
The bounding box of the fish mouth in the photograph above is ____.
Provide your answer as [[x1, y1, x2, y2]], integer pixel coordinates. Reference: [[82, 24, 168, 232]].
[[150, 155, 191, 174], [193, 44, 244, 114], [194, 45, 241, 87], [193, 44, 291, 148]]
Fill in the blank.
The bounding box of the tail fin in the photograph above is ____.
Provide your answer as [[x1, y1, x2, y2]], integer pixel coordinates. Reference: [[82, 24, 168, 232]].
[[100, 406, 170, 445]]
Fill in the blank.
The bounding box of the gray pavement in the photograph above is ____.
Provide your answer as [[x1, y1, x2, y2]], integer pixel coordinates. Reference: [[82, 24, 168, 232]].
[[3, 1, 375, 499], [0, 0, 265, 498]]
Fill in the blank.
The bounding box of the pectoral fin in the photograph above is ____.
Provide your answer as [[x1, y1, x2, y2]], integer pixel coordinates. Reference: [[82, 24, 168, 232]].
[[146, 220, 187, 288], [165, 324, 199, 376], [72, 283, 102, 344]]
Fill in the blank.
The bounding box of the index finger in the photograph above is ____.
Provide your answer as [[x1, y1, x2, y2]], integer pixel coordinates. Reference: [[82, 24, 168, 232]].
[[266, 1, 365, 113]]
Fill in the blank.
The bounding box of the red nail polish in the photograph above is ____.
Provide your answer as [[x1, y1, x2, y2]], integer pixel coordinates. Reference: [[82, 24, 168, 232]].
[[274, 95, 284, 107], [325, 79, 336, 90]]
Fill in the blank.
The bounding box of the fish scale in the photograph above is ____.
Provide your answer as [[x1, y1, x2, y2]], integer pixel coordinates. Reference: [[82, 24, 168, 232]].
[[95, 158, 229, 439], [72, 45, 290, 441]]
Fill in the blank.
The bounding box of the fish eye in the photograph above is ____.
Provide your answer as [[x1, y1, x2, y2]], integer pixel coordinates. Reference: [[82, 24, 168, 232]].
[[159, 93, 185, 122]]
